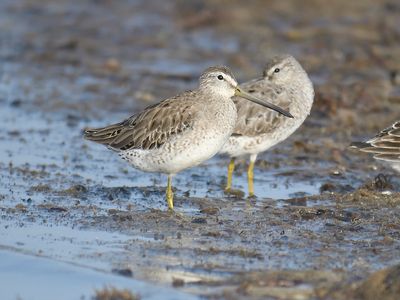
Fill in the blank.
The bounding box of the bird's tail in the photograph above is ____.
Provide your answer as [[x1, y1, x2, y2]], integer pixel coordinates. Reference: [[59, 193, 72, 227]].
[[83, 122, 124, 146], [349, 141, 370, 150], [350, 141, 385, 154]]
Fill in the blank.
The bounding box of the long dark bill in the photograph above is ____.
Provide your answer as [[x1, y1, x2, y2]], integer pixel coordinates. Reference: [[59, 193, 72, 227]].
[[235, 87, 294, 118]]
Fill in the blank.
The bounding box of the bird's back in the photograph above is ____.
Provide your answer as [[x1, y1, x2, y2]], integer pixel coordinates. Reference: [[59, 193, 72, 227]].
[[233, 78, 293, 137], [84, 90, 199, 151]]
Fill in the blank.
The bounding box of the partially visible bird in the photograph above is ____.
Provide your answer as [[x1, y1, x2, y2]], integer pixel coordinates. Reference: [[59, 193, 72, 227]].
[[219, 55, 314, 197], [84, 66, 292, 209], [351, 121, 400, 172]]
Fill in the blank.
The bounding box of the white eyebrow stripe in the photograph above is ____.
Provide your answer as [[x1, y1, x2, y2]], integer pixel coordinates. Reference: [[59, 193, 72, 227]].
[[225, 75, 237, 87]]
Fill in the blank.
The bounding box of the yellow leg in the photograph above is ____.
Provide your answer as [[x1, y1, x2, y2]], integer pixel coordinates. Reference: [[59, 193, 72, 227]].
[[225, 158, 235, 191], [247, 154, 257, 197], [166, 175, 174, 210]]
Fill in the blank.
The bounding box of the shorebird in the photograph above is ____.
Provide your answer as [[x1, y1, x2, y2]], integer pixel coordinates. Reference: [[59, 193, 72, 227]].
[[84, 66, 293, 209], [219, 55, 314, 197], [351, 121, 400, 172]]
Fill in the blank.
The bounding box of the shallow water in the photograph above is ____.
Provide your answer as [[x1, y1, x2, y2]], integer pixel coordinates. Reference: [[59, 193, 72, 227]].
[[0, 250, 196, 300]]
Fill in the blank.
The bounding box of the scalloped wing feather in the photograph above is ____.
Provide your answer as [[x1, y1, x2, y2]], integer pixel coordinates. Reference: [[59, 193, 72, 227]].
[[84, 91, 197, 151], [232, 79, 291, 137], [354, 121, 400, 162]]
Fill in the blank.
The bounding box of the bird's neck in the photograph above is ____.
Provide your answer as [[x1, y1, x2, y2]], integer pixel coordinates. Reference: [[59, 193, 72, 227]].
[[290, 75, 314, 114]]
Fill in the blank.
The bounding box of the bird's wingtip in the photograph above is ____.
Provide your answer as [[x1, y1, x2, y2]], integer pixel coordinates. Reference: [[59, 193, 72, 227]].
[[349, 141, 369, 149], [82, 127, 98, 140]]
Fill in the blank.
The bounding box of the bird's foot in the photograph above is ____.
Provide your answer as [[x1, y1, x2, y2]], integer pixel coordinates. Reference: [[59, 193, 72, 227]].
[[224, 188, 245, 198], [247, 193, 257, 200]]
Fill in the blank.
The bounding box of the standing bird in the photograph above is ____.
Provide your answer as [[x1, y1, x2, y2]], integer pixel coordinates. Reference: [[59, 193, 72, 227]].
[[351, 121, 400, 172], [219, 55, 314, 197], [84, 66, 292, 209]]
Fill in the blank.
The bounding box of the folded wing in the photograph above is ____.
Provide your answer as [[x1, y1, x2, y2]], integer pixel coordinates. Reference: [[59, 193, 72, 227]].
[[351, 121, 400, 162], [84, 91, 196, 151], [233, 79, 291, 137]]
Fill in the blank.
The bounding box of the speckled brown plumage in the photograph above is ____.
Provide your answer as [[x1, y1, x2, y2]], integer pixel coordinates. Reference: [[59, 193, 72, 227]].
[[84, 90, 197, 151], [232, 79, 291, 137], [352, 121, 400, 162]]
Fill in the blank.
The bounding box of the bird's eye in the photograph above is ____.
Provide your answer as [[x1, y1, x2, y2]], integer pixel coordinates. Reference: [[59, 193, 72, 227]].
[[217, 75, 224, 80], [274, 68, 280, 73]]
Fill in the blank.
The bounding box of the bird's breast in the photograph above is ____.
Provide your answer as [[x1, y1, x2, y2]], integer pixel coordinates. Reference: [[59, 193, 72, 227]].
[[211, 99, 237, 134]]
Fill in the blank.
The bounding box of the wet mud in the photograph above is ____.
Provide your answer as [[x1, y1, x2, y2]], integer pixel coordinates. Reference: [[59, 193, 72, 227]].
[[1, 0, 400, 299]]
